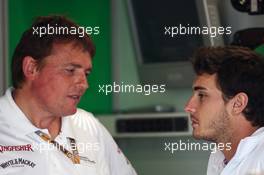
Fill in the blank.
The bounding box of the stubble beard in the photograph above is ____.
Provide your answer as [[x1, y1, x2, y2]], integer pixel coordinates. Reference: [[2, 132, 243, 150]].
[[197, 109, 232, 144]]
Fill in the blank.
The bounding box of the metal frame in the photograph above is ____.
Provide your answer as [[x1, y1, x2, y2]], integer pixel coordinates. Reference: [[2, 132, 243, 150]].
[[0, 0, 8, 95]]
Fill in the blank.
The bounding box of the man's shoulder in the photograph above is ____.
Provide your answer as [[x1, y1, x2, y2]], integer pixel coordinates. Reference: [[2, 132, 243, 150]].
[[221, 129, 264, 174], [0, 88, 15, 116], [0, 92, 9, 110], [232, 148, 264, 175], [248, 134, 264, 159], [0, 92, 12, 123]]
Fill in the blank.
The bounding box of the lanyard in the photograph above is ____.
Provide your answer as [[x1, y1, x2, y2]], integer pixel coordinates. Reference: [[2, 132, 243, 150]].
[[35, 130, 80, 164]]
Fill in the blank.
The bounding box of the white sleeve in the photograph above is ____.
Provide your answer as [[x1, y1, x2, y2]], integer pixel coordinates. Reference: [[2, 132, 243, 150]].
[[97, 121, 137, 175]]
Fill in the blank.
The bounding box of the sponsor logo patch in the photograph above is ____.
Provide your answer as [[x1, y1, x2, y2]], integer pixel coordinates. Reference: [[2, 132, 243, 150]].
[[0, 158, 36, 169], [0, 144, 33, 153]]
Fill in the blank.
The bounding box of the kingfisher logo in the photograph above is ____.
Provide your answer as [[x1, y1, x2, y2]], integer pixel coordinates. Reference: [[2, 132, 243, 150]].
[[0, 158, 36, 169], [0, 144, 33, 153]]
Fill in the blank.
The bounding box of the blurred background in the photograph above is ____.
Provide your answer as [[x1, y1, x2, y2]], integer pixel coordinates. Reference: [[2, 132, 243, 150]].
[[0, 0, 264, 174]]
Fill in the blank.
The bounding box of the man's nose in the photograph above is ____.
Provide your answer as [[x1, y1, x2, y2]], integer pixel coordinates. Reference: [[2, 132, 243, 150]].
[[78, 73, 89, 90], [184, 98, 196, 114]]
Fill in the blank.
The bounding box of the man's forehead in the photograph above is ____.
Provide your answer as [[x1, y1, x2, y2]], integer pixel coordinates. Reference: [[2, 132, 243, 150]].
[[51, 41, 87, 54], [193, 74, 218, 91], [48, 42, 91, 60], [43, 42, 92, 69]]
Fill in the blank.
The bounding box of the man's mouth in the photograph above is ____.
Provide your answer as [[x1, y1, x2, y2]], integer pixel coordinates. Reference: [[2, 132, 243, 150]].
[[68, 95, 81, 102], [190, 115, 199, 128]]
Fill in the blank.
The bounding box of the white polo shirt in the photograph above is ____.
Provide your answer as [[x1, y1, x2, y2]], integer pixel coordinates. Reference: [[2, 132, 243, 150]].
[[0, 88, 137, 175], [207, 127, 264, 175]]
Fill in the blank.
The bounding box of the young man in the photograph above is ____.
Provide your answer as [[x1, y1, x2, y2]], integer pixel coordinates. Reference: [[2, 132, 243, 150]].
[[0, 16, 137, 175], [185, 46, 264, 175]]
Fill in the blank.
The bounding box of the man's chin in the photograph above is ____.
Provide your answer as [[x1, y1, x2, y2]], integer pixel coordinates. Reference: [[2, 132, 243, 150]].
[[193, 131, 215, 142], [63, 108, 78, 116], [193, 134, 202, 140], [192, 130, 204, 140]]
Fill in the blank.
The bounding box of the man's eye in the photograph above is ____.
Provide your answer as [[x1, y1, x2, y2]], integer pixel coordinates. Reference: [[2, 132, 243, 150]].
[[85, 71, 91, 77], [66, 68, 75, 74], [198, 94, 204, 97], [198, 93, 206, 100]]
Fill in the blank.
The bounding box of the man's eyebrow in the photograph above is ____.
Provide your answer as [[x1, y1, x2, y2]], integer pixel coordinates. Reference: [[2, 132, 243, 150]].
[[66, 63, 92, 71], [193, 86, 207, 91]]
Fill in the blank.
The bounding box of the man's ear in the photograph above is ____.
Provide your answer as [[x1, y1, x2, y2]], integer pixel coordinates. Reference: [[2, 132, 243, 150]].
[[231, 92, 248, 115], [22, 56, 38, 80]]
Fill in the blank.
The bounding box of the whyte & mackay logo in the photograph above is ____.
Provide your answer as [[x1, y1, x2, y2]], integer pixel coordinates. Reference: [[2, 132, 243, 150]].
[[0, 158, 36, 169]]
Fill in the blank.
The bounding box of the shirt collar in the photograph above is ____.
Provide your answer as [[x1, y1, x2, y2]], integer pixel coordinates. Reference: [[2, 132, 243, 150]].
[[233, 127, 264, 161], [208, 127, 264, 168]]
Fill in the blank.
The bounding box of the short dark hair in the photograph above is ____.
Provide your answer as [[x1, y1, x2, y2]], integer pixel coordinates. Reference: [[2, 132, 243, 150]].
[[191, 46, 264, 127], [12, 15, 95, 89]]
